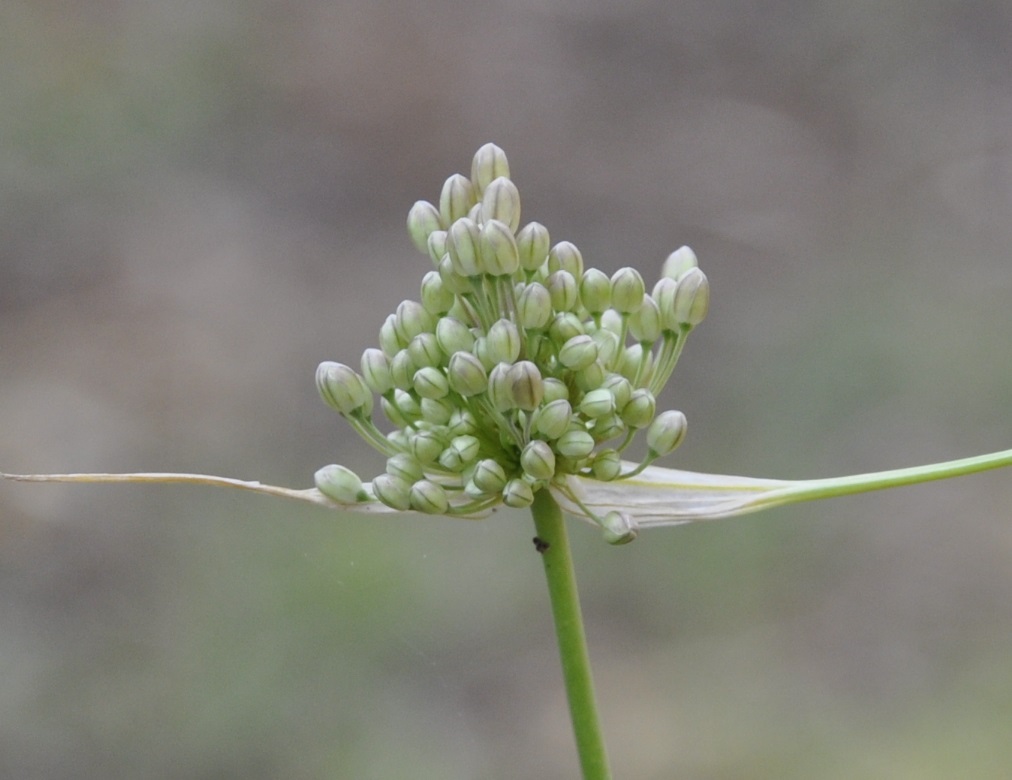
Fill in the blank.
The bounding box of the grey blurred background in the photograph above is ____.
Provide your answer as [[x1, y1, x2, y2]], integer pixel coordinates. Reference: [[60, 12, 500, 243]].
[[2, 2, 1011, 777]]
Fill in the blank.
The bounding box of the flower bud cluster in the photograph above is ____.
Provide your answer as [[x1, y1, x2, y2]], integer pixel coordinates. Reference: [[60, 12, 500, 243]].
[[315, 144, 708, 528]]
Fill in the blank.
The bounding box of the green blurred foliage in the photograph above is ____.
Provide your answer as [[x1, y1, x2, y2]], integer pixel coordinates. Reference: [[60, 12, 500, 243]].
[[2, 1, 1011, 777]]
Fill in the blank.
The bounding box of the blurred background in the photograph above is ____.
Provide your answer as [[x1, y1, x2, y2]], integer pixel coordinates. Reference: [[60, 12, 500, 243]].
[[2, 1, 1011, 777]]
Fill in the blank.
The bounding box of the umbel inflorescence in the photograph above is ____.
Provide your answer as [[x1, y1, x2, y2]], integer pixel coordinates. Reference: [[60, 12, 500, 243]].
[[314, 143, 708, 542]]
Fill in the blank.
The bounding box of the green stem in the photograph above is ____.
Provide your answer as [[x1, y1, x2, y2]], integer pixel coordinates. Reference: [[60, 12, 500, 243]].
[[530, 489, 612, 780]]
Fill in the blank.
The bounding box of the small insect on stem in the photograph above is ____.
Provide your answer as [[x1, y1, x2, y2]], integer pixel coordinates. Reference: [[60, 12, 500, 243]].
[[532, 536, 550, 554]]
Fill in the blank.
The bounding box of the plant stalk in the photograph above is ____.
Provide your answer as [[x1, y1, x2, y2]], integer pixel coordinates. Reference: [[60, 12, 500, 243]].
[[531, 488, 612, 780]]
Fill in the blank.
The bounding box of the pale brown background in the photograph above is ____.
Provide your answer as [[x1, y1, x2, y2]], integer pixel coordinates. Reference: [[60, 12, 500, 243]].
[[2, 2, 1011, 777]]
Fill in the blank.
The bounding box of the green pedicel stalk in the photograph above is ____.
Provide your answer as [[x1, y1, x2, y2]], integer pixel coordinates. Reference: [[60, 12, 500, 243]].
[[531, 489, 612, 780]]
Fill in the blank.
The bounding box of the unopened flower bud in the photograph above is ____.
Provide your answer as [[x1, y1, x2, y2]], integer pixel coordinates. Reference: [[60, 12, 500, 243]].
[[413, 366, 450, 399], [371, 473, 412, 511], [314, 464, 367, 503], [420, 270, 455, 315], [574, 360, 607, 393], [447, 408, 477, 436], [426, 230, 448, 265], [316, 362, 370, 415], [521, 440, 556, 481], [395, 300, 436, 343], [487, 319, 522, 365], [516, 221, 551, 271], [408, 332, 443, 368], [532, 398, 572, 439], [420, 396, 454, 426], [447, 217, 483, 277], [600, 511, 637, 545], [618, 344, 653, 384], [580, 269, 612, 315], [390, 349, 417, 390], [517, 283, 552, 329], [471, 143, 511, 195], [601, 374, 632, 410], [487, 362, 515, 411], [620, 388, 656, 428], [437, 253, 471, 295], [502, 478, 535, 509], [410, 480, 450, 514], [449, 435, 480, 464], [435, 316, 475, 356], [379, 314, 403, 357], [672, 267, 709, 327], [661, 245, 698, 280], [410, 430, 445, 464], [547, 270, 579, 312], [541, 378, 569, 403], [360, 348, 393, 395], [579, 388, 616, 419], [556, 429, 596, 459], [589, 328, 621, 368], [592, 413, 626, 441], [447, 351, 488, 397], [652, 277, 680, 332], [611, 267, 646, 314], [407, 200, 444, 254], [558, 334, 598, 370], [549, 312, 585, 345], [480, 219, 520, 276], [548, 241, 584, 278], [646, 410, 688, 455], [386, 452, 424, 483], [629, 296, 662, 343], [472, 458, 508, 493], [481, 177, 522, 233], [510, 360, 544, 411], [439, 173, 476, 225], [590, 449, 622, 481]]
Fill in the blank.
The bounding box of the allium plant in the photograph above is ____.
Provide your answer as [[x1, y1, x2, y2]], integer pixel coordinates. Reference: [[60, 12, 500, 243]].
[[5, 143, 1012, 779]]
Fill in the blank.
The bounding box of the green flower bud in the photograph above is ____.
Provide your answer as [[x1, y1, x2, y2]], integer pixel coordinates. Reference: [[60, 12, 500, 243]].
[[447, 408, 477, 436], [447, 217, 483, 277], [532, 398, 573, 439], [541, 378, 569, 403], [502, 478, 535, 509], [435, 316, 475, 356], [449, 434, 481, 464], [548, 241, 584, 278], [471, 143, 511, 195], [579, 268, 612, 315], [413, 366, 450, 399], [381, 396, 410, 428], [590, 449, 622, 481], [629, 295, 662, 343], [407, 200, 444, 254], [420, 270, 455, 315], [574, 359, 607, 393], [558, 334, 598, 370], [521, 440, 556, 481], [316, 361, 370, 414], [360, 348, 393, 395], [472, 336, 494, 370], [517, 283, 553, 330], [547, 270, 579, 312], [487, 319, 522, 365], [646, 410, 688, 455], [386, 452, 424, 483], [589, 327, 621, 368], [480, 219, 520, 276], [510, 360, 544, 411], [620, 388, 656, 428], [481, 177, 522, 233], [516, 221, 551, 272], [395, 300, 436, 343], [410, 430, 446, 464], [407, 332, 443, 369], [447, 351, 488, 397], [591, 413, 626, 442], [392, 388, 421, 421], [652, 277, 680, 332], [600, 511, 637, 545], [601, 373, 632, 410], [379, 313, 403, 357], [672, 267, 709, 327], [409, 480, 450, 515], [487, 362, 515, 411], [420, 396, 455, 426], [371, 473, 412, 511], [314, 464, 367, 503], [579, 388, 616, 419], [661, 245, 698, 280], [439, 173, 476, 225], [472, 458, 508, 493], [611, 267, 645, 314], [390, 349, 417, 390], [556, 429, 595, 459], [618, 344, 654, 384], [426, 230, 448, 265], [437, 253, 471, 295], [548, 312, 585, 345]]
